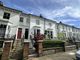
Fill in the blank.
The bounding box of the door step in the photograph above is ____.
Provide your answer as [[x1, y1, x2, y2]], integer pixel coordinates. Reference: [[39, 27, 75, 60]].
[[29, 48, 38, 58], [28, 54, 38, 58]]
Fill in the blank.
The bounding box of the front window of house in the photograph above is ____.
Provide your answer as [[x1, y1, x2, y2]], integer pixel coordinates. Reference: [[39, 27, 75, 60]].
[[69, 27, 70, 31], [44, 30, 53, 39], [63, 26, 65, 31], [26, 18, 29, 23], [3, 12, 10, 19], [34, 29, 40, 35], [0, 24, 6, 37], [19, 17, 24, 22], [34, 29, 40, 37], [36, 20, 40, 25]]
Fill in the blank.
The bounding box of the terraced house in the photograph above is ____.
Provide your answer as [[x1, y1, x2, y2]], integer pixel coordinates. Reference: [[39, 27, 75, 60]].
[[0, 2, 80, 45], [57, 22, 80, 41]]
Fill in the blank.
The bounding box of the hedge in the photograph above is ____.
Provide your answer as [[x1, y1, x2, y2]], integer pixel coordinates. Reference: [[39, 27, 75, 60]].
[[43, 40, 65, 48]]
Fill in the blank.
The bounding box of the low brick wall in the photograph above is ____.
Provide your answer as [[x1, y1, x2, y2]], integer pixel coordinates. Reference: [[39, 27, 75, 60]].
[[1, 40, 13, 60], [36, 40, 43, 56], [65, 45, 76, 51], [23, 42, 29, 60], [43, 49, 55, 55], [43, 47, 64, 55]]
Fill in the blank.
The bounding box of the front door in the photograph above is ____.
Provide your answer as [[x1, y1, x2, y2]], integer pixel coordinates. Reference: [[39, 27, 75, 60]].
[[37, 29, 40, 34], [25, 29, 29, 39], [17, 28, 22, 39]]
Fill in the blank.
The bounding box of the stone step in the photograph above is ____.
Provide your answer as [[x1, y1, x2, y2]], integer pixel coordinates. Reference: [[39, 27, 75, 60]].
[[28, 54, 37, 58], [10, 39, 23, 59]]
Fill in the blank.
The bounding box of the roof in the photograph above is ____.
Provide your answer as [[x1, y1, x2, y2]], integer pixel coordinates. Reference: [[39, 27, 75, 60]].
[[0, 5, 22, 13], [0, 1, 58, 23], [58, 22, 80, 29], [28, 14, 57, 23]]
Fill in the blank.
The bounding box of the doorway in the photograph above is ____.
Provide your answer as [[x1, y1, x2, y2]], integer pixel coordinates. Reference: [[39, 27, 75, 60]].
[[17, 28, 22, 39], [25, 29, 29, 39]]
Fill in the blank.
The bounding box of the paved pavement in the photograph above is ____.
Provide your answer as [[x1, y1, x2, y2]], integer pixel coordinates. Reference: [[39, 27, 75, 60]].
[[28, 50, 76, 60]]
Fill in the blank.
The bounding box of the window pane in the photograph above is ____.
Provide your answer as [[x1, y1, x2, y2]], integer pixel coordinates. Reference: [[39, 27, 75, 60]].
[[3, 12, 10, 19], [37, 29, 40, 34], [44, 30, 47, 34], [36, 20, 40, 25], [20, 17, 23, 22], [34, 29, 36, 36], [26, 18, 29, 23], [51, 31, 53, 38]]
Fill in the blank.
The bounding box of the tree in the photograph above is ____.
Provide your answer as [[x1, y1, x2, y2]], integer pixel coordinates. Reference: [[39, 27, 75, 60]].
[[57, 32, 65, 40]]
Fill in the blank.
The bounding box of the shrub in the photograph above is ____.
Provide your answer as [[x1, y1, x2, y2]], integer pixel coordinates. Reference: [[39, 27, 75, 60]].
[[34, 33, 44, 41], [43, 40, 65, 48]]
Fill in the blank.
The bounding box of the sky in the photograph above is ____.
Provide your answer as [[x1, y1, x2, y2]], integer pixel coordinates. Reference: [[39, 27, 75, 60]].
[[0, 0, 80, 28]]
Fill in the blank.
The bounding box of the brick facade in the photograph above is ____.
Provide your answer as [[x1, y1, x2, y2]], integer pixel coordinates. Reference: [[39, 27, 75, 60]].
[[23, 42, 29, 60], [36, 40, 43, 56], [1, 41, 12, 60]]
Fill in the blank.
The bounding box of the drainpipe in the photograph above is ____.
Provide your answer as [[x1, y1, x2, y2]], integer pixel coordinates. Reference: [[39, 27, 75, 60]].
[[28, 14, 31, 40], [44, 18, 45, 34]]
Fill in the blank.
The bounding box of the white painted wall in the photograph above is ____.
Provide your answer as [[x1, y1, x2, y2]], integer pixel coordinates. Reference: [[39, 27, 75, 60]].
[[15, 15, 30, 39], [29, 15, 45, 48], [0, 8, 21, 38], [7, 12, 20, 38], [29, 15, 44, 36], [45, 19, 57, 38], [0, 7, 80, 41]]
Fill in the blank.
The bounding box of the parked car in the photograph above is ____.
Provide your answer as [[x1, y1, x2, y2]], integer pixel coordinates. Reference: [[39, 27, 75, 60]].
[[76, 49, 80, 60]]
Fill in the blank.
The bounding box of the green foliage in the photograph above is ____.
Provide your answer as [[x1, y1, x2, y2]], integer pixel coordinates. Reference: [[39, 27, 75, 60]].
[[43, 40, 65, 48], [57, 33, 65, 40]]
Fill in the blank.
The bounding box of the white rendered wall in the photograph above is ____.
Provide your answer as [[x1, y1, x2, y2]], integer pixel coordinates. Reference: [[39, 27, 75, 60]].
[[8, 12, 20, 38], [29, 15, 44, 48], [18, 15, 30, 39], [45, 20, 57, 38], [29, 15, 44, 36]]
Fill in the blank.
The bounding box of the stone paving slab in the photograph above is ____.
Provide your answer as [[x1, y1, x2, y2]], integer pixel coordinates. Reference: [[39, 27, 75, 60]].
[[28, 50, 76, 60]]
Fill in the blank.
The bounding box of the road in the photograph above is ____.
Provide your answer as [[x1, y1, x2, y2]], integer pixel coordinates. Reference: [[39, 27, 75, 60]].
[[28, 50, 76, 60]]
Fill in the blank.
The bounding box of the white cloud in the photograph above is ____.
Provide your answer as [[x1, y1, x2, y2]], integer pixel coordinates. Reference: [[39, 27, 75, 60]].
[[69, 24, 75, 25], [68, 9, 80, 18], [39, 6, 80, 21], [52, 6, 80, 19], [60, 19, 80, 23]]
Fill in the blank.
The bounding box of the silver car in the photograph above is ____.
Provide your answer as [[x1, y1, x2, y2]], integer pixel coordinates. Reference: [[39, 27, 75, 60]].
[[76, 49, 80, 60]]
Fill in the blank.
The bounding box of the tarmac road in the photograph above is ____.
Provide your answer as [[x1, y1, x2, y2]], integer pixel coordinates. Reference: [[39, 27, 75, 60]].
[[28, 50, 76, 60]]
